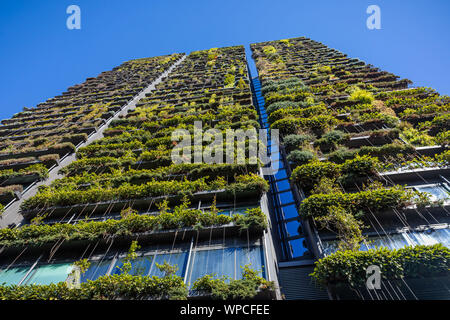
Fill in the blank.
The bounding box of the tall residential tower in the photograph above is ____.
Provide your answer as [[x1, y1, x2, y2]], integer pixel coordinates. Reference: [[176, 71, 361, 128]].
[[0, 37, 448, 300]]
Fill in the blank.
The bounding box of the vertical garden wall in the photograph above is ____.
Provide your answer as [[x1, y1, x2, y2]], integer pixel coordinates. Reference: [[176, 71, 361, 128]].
[[0, 54, 183, 215], [251, 37, 449, 299], [0, 46, 276, 300]]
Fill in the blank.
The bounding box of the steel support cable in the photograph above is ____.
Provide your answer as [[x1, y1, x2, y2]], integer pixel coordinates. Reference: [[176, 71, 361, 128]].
[[368, 120, 450, 219], [329, 179, 412, 300]]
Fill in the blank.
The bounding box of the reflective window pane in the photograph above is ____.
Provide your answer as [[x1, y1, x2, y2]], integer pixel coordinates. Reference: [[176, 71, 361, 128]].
[[285, 220, 301, 238], [288, 238, 308, 259], [236, 246, 265, 279], [0, 266, 30, 285], [323, 228, 450, 255], [112, 256, 153, 277], [26, 263, 73, 285], [274, 169, 287, 181], [151, 252, 188, 278], [278, 191, 295, 205], [281, 204, 299, 220], [81, 259, 113, 282], [276, 179, 291, 192], [188, 248, 235, 285], [415, 185, 450, 201]]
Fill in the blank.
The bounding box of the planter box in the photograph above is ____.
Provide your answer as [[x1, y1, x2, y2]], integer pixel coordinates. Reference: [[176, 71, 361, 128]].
[[0, 223, 264, 259], [415, 145, 447, 157], [21, 189, 264, 220], [0, 173, 42, 186], [380, 166, 450, 184]]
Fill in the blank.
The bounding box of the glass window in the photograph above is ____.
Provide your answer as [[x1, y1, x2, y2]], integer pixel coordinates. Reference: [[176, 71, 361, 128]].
[[431, 228, 450, 248], [216, 205, 258, 216], [415, 184, 450, 201], [0, 266, 30, 285], [236, 246, 265, 279], [150, 252, 188, 278], [111, 256, 153, 277], [362, 233, 411, 251], [188, 247, 235, 285], [270, 151, 281, 161], [288, 238, 308, 259], [232, 205, 257, 215], [217, 209, 232, 216], [277, 191, 295, 205], [81, 259, 113, 282], [187, 245, 265, 285], [276, 179, 291, 192], [281, 204, 299, 220], [25, 263, 73, 285], [285, 220, 301, 238], [274, 169, 287, 181], [270, 160, 284, 170], [323, 228, 450, 255]]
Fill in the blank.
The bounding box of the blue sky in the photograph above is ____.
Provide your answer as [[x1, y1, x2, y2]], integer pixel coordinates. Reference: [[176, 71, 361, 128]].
[[0, 0, 449, 119]]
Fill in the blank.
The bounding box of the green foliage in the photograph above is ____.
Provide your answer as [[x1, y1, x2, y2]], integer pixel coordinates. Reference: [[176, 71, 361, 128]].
[[262, 45, 277, 55], [315, 206, 366, 251], [0, 274, 188, 300], [311, 244, 450, 287], [436, 130, 450, 146], [261, 77, 306, 96], [317, 65, 332, 74], [310, 177, 341, 195], [291, 160, 340, 191], [357, 143, 416, 160], [287, 150, 315, 166], [328, 143, 416, 164], [435, 150, 450, 165], [55, 163, 259, 189], [267, 104, 327, 124], [265, 91, 315, 108], [375, 87, 436, 100], [265, 100, 314, 115], [299, 185, 428, 218], [73, 259, 91, 274], [419, 113, 450, 134], [234, 207, 268, 232], [119, 241, 141, 274], [401, 127, 436, 147], [358, 112, 399, 128], [155, 261, 178, 277], [224, 73, 235, 88], [21, 174, 268, 211], [291, 155, 379, 191], [283, 134, 315, 152], [339, 154, 379, 182], [261, 46, 283, 65], [0, 164, 49, 181], [192, 265, 274, 300], [326, 148, 356, 164], [314, 130, 348, 152], [271, 115, 338, 136], [349, 88, 375, 104], [238, 78, 247, 90], [0, 206, 267, 249]]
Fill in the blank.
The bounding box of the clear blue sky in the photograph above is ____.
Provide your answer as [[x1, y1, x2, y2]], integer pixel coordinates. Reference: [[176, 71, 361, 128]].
[[0, 0, 449, 119]]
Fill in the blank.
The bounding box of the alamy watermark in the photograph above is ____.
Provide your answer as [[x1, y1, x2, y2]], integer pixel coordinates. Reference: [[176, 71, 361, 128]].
[[171, 122, 280, 176], [366, 5, 381, 30], [366, 265, 381, 290], [66, 5, 81, 30]]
